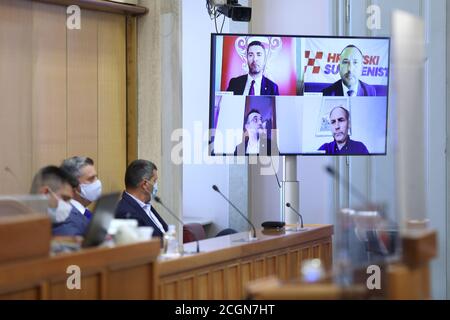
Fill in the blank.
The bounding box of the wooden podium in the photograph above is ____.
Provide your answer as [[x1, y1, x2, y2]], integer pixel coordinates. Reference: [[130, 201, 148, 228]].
[[0, 223, 333, 300], [0, 239, 160, 300], [157, 224, 333, 300]]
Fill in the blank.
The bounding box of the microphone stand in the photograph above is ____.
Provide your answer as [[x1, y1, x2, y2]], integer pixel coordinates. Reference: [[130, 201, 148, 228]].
[[153, 196, 200, 254], [212, 185, 257, 241], [286, 202, 308, 231]]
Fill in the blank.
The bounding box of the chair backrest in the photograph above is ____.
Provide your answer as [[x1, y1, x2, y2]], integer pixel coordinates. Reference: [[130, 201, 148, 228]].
[[215, 228, 238, 237], [183, 223, 206, 243]]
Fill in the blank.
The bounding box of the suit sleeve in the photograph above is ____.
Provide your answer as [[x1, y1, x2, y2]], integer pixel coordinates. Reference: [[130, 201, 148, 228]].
[[273, 82, 279, 95], [226, 78, 235, 92]]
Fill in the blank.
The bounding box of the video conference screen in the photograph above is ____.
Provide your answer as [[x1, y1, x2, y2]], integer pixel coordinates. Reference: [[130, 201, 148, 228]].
[[209, 34, 390, 156]]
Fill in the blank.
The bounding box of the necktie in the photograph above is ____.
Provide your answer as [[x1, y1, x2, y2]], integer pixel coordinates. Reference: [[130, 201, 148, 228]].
[[84, 208, 93, 220], [249, 80, 255, 95], [347, 90, 354, 96]]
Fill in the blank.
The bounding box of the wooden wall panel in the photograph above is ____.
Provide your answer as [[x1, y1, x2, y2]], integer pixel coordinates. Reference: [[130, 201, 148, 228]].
[[277, 252, 288, 280], [212, 269, 225, 299], [0, 0, 33, 194], [108, 265, 153, 299], [266, 255, 277, 276], [67, 10, 98, 160], [157, 228, 333, 300], [289, 250, 300, 279], [31, 2, 67, 171], [312, 244, 320, 259], [160, 280, 177, 300], [301, 247, 311, 262], [254, 258, 265, 279], [50, 274, 100, 300], [0, 287, 40, 300], [0, 1, 127, 196], [240, 261, 252, 296], [97, 12, 127, 193], [226, 264, 240, 299], [180, 276, 194, 299], [196, 273, 210, 300]]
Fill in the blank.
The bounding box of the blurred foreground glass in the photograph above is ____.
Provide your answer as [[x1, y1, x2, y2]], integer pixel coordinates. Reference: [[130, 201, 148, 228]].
[[334, 207, 401, 287]]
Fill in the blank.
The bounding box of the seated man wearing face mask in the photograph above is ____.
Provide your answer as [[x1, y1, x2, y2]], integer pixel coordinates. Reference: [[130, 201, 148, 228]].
[[61, 156, 102, 220], [30, 166, 89, 236], [115, 159, 168, 239]]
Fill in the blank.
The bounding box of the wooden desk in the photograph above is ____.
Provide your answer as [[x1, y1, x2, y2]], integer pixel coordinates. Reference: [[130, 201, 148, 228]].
[[157, 224, 333, 300], [0, 240, 160, 300]]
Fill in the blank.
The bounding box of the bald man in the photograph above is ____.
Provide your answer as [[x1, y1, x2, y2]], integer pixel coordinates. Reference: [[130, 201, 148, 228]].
[[318, 106, 369, 154]]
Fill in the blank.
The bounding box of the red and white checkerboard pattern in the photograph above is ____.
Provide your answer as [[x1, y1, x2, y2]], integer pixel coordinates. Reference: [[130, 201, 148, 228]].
[[304, 50, 323, 74]]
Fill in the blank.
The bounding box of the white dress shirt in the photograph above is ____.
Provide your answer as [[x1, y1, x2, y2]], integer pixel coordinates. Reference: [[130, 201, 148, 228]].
[[342, 81, 359, 96], [70, 199, 86, 215], [246, 137, 260, 154], [125, 192, 166, 234]]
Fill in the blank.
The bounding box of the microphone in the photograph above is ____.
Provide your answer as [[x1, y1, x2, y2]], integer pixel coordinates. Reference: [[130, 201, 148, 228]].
[[4, 166, 20, 190], [270, 157, 281, 188], [212, 185, 257, 239], [285, 202, 305, 229], [153, 196, 200, 254]]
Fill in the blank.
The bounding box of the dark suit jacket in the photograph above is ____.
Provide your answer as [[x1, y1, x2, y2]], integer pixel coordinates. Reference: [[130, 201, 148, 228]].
[[227, 75, 279, 95], [52, 206, 89, 236], [115, 192, 169, 239], [322, 79, 376, 96]]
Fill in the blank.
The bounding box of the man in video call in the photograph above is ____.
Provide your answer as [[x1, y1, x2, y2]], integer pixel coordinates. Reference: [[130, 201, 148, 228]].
[[322, 45, 376, 96], [234, 109, 273, 155], [318, 106, 369, 154], [226, 41, 279, 96]]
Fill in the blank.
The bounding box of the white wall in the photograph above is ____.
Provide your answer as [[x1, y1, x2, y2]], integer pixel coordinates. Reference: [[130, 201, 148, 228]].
[[250, 0, 335, 226], [182, 0, 231, 236]]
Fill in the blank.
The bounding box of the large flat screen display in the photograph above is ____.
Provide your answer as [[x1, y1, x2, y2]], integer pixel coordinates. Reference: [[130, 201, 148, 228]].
[[209, 34, 390, 156]]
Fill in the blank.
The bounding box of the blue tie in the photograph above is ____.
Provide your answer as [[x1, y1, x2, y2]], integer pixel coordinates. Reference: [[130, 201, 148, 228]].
[[84, 208, 93, 220], [249, 80, 255, 95], [347, 90, 354, 96]]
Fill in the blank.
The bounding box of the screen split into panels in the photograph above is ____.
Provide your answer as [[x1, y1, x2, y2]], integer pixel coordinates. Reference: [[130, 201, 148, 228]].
[[209, 34, 390, 156]]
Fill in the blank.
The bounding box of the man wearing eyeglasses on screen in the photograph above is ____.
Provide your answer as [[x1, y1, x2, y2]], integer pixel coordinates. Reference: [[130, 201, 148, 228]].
[[234, 109, 274, 156], [318, 106, 369, 155]]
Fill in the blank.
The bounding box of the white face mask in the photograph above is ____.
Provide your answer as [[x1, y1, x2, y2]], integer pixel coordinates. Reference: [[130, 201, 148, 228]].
[[152, 182, 158, 198], [48, 199, 72, 223], [80, 179, 102, 202]]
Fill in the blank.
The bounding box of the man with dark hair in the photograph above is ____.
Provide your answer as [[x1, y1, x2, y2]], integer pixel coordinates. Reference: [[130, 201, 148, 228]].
[[318, 106, 369, 154], [322, 45, 376, 96], [115, 160, 168, 239], [30, 165, 88, 236], [234, 109, 274, 155], [226, 41, 279, 96], [61, 156, 102, 220]]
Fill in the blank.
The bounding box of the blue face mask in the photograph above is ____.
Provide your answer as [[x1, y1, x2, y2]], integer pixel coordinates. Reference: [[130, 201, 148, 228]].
[[152, 182, 158, 198]]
